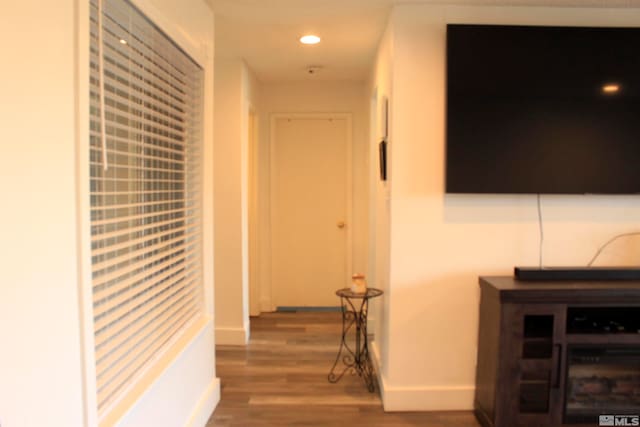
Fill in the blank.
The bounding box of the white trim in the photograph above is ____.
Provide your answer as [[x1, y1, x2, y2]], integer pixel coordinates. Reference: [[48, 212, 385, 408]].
[[370, 341, 474, 412], [103, 316, 211, 426], [368, 89, 379, 303], [184, 377, 221, 427], [267, 117, 276, 312], [268, 113, 354, 309], [260, 297, 273, 313], [370, 340, 387, 405], [248, 108, 261, 317], [344, 116, 354, 287], [200, 5, 216, 321], [215, 326, 250, 345], [382, 385, 475, 412], [80, 2, 215, 424], [76, 0, 99, 424]]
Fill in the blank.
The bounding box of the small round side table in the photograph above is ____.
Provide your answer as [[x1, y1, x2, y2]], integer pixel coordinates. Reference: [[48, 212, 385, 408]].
[[327, 287, 383, 392]]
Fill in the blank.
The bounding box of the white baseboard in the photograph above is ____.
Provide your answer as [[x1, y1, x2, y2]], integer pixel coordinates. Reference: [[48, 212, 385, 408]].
[[367, 315, 375, 335], [381, 384, 475, 411], [370, 341, 474, 412], [260, 297, 273, 313], [184, 377, 221, 427], [370, 340, 388, 405], [215, 326, 249, 345]]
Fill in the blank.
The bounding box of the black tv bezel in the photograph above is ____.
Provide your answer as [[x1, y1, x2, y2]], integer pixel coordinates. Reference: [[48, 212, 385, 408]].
[[445, 23, 640, 195]]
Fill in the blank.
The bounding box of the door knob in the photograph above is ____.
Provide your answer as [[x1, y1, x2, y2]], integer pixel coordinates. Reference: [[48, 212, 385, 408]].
[[337, 221, 346, 229]]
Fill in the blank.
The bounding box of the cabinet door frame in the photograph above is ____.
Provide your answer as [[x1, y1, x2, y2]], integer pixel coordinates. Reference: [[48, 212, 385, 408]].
[[497, 303, 566, 427]]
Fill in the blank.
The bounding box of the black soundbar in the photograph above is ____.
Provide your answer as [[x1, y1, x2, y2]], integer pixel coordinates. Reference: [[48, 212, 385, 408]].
[[514, 266, 640, 281]]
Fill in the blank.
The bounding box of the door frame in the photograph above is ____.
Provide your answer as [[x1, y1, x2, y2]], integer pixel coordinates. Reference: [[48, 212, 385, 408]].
[[248, 108, 260, 317], [267, 113, 353, 310]]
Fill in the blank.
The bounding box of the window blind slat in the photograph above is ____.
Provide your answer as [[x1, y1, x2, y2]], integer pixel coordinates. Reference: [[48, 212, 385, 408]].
[[90, 148, 185, 167], [94, 276, 198, 353], [90, 221, 199, 258], [92, 245, 198, 302], [91, 242, 197, 293], [93, 262, 199, 326], [91, 56, 188, 117], [91, 214, 195, 243], [96, 298, 197, 380], [91, 206, 186, 228], [89, 0, 204, 418], [95, 296, 196, 374], [89, 129, 186, 156], [91, 21, 190, 103], [96, 301, 198, 409], [90, 161, 186, 181], [94, 272, 198, 332], [92, 229, 198, 272], [98, 18, 190, 95], [93, 56, 192, 124], [97, 105, 185, 144], [90, 198, 186, 214], [89, 68, 188, 123]]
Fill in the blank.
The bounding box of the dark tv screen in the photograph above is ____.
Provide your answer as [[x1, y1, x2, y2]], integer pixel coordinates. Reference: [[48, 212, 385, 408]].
[[446, 24, 640, 194]]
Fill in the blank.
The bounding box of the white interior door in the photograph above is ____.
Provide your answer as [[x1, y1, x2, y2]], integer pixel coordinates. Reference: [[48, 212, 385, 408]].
[[271, 115, 351, 308]]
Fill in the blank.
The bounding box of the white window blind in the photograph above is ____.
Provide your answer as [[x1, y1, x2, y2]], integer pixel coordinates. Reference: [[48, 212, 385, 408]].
[[89, 0, 204, 416]]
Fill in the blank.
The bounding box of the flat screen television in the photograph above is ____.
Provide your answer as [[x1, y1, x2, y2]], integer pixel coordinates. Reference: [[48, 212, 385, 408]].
[[446, 24, 640, 194]]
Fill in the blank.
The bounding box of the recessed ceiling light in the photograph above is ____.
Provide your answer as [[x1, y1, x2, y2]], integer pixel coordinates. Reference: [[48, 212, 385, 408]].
[[300, 35, 321, 45], [602, 83, 620, 94], [119, 39, 128, 45]]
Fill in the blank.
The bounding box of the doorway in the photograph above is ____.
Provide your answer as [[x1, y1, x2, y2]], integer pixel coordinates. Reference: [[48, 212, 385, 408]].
[[270, 114, 352, 308]]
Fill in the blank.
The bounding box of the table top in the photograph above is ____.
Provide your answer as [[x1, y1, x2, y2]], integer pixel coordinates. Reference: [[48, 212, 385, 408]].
[[479, 275, 640, 303], [335, 288, 383, 299]]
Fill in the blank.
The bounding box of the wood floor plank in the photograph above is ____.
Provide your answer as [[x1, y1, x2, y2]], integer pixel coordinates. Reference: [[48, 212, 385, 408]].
[[207, 312, 480, 427]]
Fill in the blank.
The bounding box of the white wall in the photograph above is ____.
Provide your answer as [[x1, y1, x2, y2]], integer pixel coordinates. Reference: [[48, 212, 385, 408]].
[[371, 5, 640, 412], [214, 59, 260, 343], [0, 0, 218, 425], [367, 18, 394, 391], [0, 2, 84, 426], [243, 66, 262, 317], [257, 81, 370, 311]]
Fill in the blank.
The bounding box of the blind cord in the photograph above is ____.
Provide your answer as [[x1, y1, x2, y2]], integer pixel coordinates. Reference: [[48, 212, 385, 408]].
[[587, 231, 640, 267], [98, 0, 109, 171], [537, 193, 544, 268]]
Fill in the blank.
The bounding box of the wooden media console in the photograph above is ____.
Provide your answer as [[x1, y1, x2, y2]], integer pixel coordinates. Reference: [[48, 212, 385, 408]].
[[475, 276, 640, 427]]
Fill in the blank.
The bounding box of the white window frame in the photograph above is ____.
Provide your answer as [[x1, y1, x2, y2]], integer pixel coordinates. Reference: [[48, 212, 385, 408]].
[[75, 0, 212, 425]]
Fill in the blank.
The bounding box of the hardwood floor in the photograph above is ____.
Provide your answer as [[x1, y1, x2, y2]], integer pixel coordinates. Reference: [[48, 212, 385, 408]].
[[206, 311, 481, 427]]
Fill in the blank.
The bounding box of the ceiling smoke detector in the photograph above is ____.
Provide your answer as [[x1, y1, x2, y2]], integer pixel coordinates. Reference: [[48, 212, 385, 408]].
[[306, 66, 323, 75]]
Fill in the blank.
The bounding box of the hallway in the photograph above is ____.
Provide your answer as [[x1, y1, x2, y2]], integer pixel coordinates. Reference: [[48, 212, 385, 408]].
[[206, 312, 480, 426]]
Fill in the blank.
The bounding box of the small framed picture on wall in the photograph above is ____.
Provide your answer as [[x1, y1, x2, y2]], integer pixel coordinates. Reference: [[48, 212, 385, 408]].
[[379, 139, 387, 181], [379, 96, 389, 181]]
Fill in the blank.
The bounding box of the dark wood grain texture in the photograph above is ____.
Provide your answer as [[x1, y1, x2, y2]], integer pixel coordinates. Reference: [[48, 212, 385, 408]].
[[207, 311, 480, 427], [480, 276, 640, 303], [476, 276, 640, 427]]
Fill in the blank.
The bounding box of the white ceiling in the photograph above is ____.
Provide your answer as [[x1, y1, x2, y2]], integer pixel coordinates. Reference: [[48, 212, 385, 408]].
[[207, 0, 640, 82]]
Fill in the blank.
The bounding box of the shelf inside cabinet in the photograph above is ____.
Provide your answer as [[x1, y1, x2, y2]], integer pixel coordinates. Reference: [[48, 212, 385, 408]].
[[523, 315, 554, 359]]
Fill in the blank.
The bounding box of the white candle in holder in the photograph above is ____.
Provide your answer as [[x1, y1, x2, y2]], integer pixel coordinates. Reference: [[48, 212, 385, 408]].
[[351, 273, 367, 293]]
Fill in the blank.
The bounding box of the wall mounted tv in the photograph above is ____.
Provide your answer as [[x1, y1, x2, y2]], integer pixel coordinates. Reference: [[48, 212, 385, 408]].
[[446, 24, 640, 194]]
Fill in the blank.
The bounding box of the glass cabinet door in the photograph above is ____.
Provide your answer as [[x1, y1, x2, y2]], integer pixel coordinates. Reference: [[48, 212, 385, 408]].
[[502, 304, 565, 426]]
